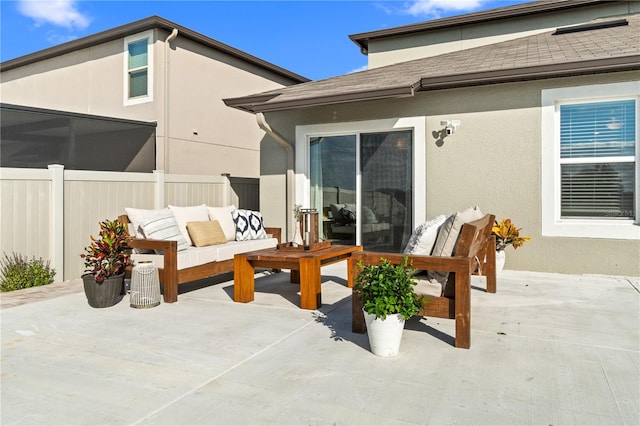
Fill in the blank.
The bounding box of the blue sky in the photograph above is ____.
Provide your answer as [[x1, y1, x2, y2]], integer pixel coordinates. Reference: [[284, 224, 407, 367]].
[[0, 0, 530, 80]]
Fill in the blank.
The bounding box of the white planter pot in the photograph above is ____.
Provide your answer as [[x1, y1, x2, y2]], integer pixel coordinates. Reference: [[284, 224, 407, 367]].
[[363, 311, 405, 357], [496, 250, 506, 274]]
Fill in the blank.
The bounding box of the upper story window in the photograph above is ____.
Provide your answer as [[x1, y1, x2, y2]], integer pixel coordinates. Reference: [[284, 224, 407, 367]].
[[123, 31, 153, 105], [542, 81, 639, 240]]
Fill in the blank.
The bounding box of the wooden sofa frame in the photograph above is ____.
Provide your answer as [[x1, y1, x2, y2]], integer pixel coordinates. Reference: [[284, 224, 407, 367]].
[[349, 214, 496, 349], [118, 215, 281, 303]]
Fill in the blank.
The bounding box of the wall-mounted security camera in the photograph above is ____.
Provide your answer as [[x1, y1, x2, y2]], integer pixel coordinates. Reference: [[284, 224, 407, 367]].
[[440, 119, 461, 135]]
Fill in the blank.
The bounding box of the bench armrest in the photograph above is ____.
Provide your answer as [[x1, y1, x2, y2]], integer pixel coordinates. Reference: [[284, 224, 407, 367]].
[[126, 237, 177, 252], [265, 227, 281, 244]]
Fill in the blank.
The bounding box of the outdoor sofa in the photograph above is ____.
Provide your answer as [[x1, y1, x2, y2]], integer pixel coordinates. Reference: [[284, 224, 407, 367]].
[[119, 204, 280, 303]]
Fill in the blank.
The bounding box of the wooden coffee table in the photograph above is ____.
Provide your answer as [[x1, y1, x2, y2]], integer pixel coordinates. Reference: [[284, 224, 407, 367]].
[[233, 244, 363, 310]]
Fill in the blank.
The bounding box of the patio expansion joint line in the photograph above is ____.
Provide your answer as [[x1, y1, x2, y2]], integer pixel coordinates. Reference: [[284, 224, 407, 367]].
[[129, 317, 317, 426], [475, 328, 640, 354], [598, 352, 625, 419], [625, 277, 640, 293]]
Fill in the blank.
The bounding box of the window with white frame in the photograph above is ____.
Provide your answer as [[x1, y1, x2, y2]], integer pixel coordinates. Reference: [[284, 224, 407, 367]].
[[123, 31, 153, 105], [542, 81, 640, 240]]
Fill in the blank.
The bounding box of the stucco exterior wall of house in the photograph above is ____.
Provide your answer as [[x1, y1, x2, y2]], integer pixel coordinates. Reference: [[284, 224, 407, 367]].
[[163, 34, 290, 177], [366, 2, 639, 68], [0, 28, 298, 178], [0, 36, 159, 122], [259, 71, 639, 276]]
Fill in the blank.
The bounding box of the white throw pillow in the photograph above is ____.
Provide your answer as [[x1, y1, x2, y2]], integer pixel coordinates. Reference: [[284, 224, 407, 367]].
[[361, 206, 378, 224], [403, 214, 448, 255], [168, 204, 210, 246], [139, 209, 190, 251], [125, 207, 169, 238], [207, 205, 237, 241], [232, 209, 267, 241], [429, 206, 483, 286]]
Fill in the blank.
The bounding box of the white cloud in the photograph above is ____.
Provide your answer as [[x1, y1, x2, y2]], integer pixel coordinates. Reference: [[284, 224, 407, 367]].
[[18, 0, 90, 30], [348, 64, 369, 74], [404, 0, 487, 18]]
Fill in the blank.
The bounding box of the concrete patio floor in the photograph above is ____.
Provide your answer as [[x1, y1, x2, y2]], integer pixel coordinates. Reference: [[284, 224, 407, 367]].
[[1, 265, 639, 425]]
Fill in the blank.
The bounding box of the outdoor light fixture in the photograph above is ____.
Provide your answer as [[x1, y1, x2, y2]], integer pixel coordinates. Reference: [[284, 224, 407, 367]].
[[440, 120, 461, 135]]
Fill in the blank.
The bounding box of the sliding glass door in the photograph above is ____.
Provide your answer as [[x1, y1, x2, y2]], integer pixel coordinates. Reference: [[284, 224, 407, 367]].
[[361, 130, 413, 250], [309, 130, 413, 251], [310, 135, 357, 244]]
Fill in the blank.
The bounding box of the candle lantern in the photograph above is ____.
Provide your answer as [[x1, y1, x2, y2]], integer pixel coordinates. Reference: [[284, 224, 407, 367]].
[[300, 208, 319, 245]]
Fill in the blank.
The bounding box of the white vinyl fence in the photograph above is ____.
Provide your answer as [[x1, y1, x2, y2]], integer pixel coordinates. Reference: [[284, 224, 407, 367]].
[[0, 165, 251, 281]]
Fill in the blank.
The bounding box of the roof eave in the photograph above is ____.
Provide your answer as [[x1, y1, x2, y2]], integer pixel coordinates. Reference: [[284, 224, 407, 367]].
[[0, 16, 309, 83], [226, 85, 418, 114], [418, 54, 640, 90], [225, 55, 640, 113]]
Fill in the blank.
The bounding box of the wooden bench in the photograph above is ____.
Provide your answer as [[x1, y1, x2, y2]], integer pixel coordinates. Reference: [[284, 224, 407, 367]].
[[118, 215, 281, 303], [349, 213, 496, 349]]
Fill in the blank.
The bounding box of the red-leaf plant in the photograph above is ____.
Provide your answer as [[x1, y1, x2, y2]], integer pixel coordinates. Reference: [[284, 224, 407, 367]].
[[81, 219, 131, 283]]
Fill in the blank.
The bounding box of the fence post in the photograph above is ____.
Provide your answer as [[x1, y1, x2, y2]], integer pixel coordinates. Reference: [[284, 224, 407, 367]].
[[48, 164, 64, 281], [154, 170, 165, 208], [221, 173, 231, 206]]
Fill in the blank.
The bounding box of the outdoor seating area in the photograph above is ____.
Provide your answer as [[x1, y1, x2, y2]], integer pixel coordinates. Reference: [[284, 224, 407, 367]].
[[1, 266, 638, 425], [119, 205, 282, 303]]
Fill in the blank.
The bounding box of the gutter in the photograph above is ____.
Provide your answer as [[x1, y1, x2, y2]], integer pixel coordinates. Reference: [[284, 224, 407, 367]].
[[163, 28, 179, 171], [256, 113, 295, 240], [229, 84, 417, 114]]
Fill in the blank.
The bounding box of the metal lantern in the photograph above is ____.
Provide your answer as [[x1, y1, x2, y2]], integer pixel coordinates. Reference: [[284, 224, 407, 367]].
[[130, 261, 161, 308], [300, 208, 319, 245]]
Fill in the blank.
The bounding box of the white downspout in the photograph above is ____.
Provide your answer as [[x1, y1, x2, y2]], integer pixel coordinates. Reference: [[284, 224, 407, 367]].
[[163, 28, 178, 171], [256, 112, 295, 240]]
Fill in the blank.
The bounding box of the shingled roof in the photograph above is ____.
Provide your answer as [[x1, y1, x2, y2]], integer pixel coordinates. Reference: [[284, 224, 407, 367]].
[[1, 16, 309, 84], [224, 14, 640, 113], [349, 0, 609, 54]]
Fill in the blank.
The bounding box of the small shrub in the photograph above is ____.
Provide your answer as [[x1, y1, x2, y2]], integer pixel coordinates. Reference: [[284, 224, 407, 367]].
[[354, 257, 425, 320], [0, 252, 56, 292]]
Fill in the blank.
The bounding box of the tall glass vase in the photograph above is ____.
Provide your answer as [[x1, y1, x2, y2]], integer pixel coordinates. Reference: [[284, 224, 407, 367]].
[[292, 220, 304, 246]]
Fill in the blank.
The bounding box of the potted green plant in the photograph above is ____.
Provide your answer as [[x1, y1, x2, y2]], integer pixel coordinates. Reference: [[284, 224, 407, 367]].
[[354, 257, 425, 356], [491, 218, 532, 273], [80, 219, 131, 308]]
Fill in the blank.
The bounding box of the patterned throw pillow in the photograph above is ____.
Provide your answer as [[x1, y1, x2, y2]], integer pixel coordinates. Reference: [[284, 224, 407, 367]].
[[232, 209, 267, 241]]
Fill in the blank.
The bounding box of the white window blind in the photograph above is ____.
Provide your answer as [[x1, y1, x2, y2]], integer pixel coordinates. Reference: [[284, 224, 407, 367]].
[[559, 100, 636, 219]]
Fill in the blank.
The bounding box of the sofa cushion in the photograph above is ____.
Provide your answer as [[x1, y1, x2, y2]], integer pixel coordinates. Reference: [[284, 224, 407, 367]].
[[169, 204, 210, 246], [341, 204, 356, 222], [232, 209, 266, 241], [139, 210, 190, 251], [361, 206, 378, 224], [125, 207, 168, 239], [207, 205, 237, 241], [429, 206, 483, 286], [413, 274, 444, 297], [215, 238, 278, 261], [329, 203, 345, 220], [403, 214, 448, 255], [187, 220, 227, 247]]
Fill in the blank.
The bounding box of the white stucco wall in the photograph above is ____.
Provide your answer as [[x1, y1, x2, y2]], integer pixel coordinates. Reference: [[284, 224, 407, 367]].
[[259, 72, 640, 276]]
